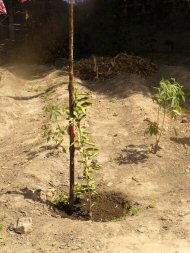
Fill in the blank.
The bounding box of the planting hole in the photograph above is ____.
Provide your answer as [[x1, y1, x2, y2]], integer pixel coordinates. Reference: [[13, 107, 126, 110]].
[[52, 191, 131, 222]]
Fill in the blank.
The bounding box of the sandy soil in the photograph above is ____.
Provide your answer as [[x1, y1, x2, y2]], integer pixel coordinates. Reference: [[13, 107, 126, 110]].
[[0, 62, 190, 253]]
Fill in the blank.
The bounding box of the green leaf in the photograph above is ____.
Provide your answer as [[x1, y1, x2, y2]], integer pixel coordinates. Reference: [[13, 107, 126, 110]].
[[89, 152, 98, 159], [85, 148, 98, 152], [61, 146, 67, 153], [83, 140, 96, 146], [81, 102, 92, 107], [77, 96, 90, 102]]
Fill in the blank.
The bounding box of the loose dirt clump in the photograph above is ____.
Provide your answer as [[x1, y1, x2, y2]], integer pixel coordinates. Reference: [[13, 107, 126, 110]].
[[53, 192, 130, 222]]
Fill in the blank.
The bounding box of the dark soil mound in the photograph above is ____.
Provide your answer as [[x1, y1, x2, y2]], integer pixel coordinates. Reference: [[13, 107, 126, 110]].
[[53, 192, 130, 222]]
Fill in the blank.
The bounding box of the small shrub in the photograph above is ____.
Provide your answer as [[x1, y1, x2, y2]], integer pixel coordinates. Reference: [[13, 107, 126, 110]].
[[145, 78, 185, 152]]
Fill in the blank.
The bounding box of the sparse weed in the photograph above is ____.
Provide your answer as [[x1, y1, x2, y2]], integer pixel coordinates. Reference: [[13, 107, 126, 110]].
[[148, 199, 157, 209], [123, 204, 140, 217], [130, 206, 140, 216]]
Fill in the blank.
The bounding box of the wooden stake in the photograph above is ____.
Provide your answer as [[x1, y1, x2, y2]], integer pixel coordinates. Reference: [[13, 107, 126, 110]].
[[68, 0, 75, 209]]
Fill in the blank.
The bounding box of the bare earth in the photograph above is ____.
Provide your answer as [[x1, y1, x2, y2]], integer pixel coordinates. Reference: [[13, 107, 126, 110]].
[[0, 62, 190, 253]]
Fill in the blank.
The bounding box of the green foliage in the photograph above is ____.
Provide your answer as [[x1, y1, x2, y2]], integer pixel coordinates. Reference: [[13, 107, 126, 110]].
[[42, 89, 100, 218], [123, 204, 140, 217], [144, 121, 160, 136], [52, 191, 69, 207], [42, 104, 67, 150], [131, 206, 140, 216], [43, 104, 62, 121], [153, 78, 185, 120], [145, 78, 185, 152]]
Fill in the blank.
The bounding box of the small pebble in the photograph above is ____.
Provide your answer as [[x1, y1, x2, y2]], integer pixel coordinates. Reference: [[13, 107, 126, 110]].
[[181, 117, 188, 123]]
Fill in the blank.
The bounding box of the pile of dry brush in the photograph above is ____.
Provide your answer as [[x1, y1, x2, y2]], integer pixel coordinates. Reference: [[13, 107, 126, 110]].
[[74, 53, 158, 80]]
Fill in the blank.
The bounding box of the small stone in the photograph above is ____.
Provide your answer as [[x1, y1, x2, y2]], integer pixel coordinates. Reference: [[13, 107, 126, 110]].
[[78, 174, 83, 180], [39, 191, 47, 202], [25, 199, 34, 204], [185, 169, 190, 173], [179, 199, 186, 204], [8, 224, 16, 234], [107, 182, 113, 187], [91, 159, 98, 165], [132, 177, 139, 182], [184, 144, 188, 149], [137, 227, 146, 233], [46, 189, 56, 202], [20, 210, 27, 216], [15, 217, 32, 234], [181, 117, 188, 123]]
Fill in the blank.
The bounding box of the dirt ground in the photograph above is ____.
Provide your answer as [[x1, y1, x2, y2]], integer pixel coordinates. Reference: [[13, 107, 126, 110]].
[[0, 59, 190, 253]]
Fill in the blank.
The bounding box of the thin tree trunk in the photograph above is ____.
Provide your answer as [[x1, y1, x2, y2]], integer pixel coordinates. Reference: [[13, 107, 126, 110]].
[[69, 0, 75, 209]]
